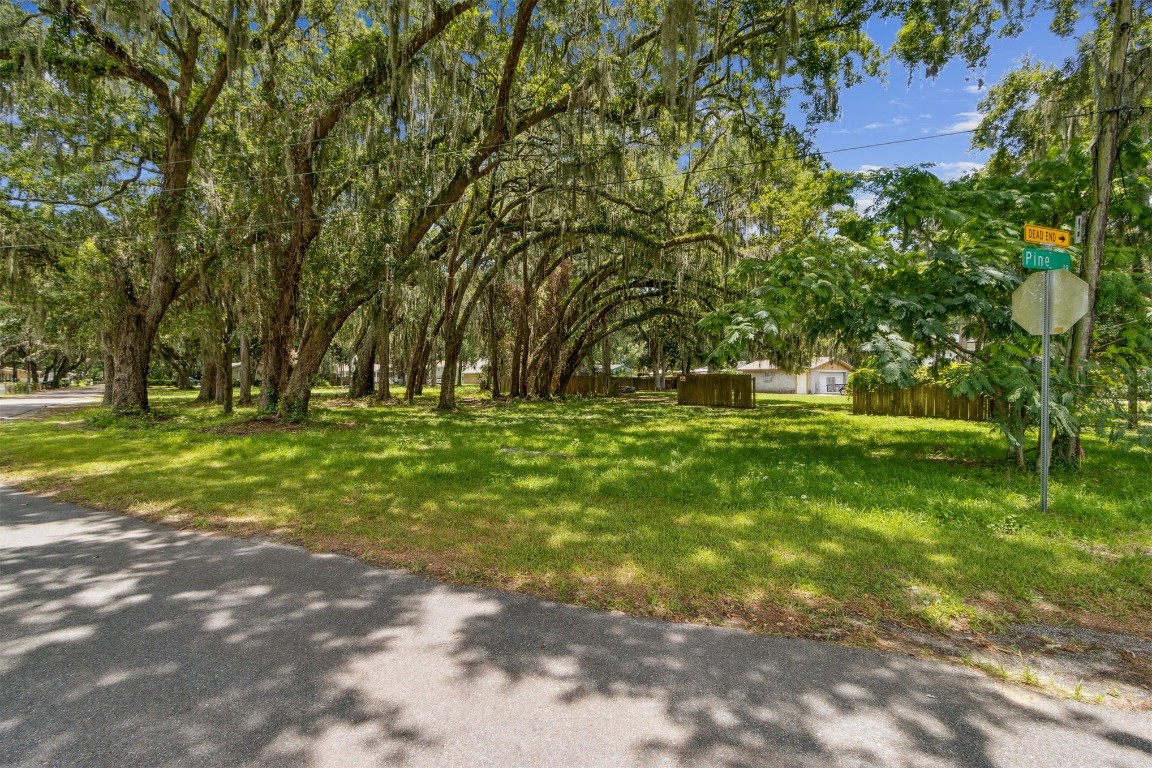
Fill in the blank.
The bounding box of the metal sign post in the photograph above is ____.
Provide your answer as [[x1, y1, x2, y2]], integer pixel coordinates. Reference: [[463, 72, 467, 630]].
[[1011, 223, 1089, 514], [1039, 270, 1052, 513]]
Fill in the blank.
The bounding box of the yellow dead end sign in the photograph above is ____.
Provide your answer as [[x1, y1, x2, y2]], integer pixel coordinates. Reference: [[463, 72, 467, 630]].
[[1011, 270, 1089, 335], [1023, 224, 1071, 248]]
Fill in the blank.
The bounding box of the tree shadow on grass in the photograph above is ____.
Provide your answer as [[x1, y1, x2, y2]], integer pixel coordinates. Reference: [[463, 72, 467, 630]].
[[6, 396, 1149, 632]]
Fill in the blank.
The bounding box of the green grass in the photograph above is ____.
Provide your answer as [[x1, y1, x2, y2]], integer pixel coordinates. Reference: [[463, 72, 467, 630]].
[[2, 386, 1150, 640]]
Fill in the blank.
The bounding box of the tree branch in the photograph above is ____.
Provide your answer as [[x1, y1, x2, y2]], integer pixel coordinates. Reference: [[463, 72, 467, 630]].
[[54, 0, 174, 115]]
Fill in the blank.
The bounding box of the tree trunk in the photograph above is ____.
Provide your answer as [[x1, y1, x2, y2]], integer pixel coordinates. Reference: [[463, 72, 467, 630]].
[[485, 286, 502, 397], [1128, 373, 1141, 430], [44, 355, 64, 388], [260, 287, 297, 412], [405, 306, 434, 403], [199, 354, 218, 401], [654, 330, 665, 391], [174, 362, 191, 390], [55, 356, 77, 388], [109, 310, 156, 413], [1064, 0, 1141, 463], [278, 317, 344, 421], [349, 319, 377, 398], [213, 346, 227, 407], [198, 332, 218, 402], [509, 316, 525, 398], [102, 352, 114, 406], [601, 337, 611, 377], [216, 340, 233, 414], [556, 351, 582, 397], [376, 289, 393, 401], [238, 329, 253, 406], [438, 330, 462, 411], [42, 354, 58, 388]]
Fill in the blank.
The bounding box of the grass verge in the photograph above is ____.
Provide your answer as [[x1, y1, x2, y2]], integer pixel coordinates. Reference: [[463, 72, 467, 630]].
[[2, 387, 1150, 699]]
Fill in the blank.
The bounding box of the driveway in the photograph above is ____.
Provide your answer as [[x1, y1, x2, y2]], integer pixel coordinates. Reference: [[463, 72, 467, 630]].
[[1, 485, 1149, 767], [0, 385, 104, 420]]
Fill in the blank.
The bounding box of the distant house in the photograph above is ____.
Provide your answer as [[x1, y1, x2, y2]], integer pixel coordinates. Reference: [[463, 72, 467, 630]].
[[461, 360, 486, 386], [737, 357, 854, 394]]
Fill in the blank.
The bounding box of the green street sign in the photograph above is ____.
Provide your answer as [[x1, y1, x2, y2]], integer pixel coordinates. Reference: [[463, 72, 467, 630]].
[[1022, 246, 1071, 271]]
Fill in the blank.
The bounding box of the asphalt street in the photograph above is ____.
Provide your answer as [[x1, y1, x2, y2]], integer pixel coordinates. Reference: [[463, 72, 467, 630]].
[[0, 386, 105, 420], [1, 485, 1150, 767]]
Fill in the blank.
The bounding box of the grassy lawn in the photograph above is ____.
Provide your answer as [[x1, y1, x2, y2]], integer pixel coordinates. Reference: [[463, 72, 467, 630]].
[[2, 387, 1150, 643]]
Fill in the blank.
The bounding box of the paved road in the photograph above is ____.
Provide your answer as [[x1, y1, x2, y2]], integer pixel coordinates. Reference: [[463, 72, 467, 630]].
[[1, 486, 1150, 768], [0, 385, 104, 420]]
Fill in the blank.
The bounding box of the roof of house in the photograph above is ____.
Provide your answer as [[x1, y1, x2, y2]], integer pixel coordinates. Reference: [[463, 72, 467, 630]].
[[736, 360, 784, 372], [736, 357, 854, 373], [811, 357, 854, 371]]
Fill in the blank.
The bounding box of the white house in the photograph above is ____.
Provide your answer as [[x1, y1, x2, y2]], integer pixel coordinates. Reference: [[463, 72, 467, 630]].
[[461, 360, 486, 385], [737, 357, 854, 394]]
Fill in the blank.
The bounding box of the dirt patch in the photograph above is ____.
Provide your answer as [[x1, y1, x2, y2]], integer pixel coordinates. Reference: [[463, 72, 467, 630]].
[[921, 447, 1008, 469], [319, 397, 377, 408], [455, 396, 512, 409], [710, 596, 813, 633], [203, 417, 303, 436], [877, 621, 1152, 710]]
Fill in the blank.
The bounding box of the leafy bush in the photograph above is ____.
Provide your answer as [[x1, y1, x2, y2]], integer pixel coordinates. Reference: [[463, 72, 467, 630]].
[[846, 367, 882, 393]]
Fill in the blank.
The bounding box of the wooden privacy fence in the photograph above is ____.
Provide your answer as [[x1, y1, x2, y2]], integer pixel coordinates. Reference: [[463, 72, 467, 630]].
[[565, 375, 678, 396], [852, 384, 992, 422], [676, 373, 755, 409]]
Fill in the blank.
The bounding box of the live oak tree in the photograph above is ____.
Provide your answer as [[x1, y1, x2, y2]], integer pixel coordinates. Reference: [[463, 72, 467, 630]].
[[1, 0, 300, 412], [234, 0, 973, 418]]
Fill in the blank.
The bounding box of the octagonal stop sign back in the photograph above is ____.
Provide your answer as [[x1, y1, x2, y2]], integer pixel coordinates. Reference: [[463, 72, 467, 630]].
[[1011, 270, 1090, 336]]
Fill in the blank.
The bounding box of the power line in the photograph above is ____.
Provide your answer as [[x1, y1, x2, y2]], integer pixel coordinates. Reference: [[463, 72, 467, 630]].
[[0, 128, 982, 252]]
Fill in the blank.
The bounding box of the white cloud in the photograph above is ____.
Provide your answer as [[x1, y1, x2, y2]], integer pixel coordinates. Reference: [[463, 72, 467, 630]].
[[857, 164, 884, 173], [939, 111, 983, 132], [854, 197, 876, 214], [831, 116, 909, 134], [963, 84, 985, 94], [934, 161, 984, 180], [862, 116, 909, 130]]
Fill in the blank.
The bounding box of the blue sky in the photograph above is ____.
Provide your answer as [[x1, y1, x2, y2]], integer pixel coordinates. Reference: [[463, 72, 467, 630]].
[[806, 13, 1093, 182]]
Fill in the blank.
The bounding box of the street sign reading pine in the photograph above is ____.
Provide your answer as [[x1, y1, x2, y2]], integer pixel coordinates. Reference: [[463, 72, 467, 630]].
[[1022, 246, 1071, 271], [1023, 224, 1071, 248]]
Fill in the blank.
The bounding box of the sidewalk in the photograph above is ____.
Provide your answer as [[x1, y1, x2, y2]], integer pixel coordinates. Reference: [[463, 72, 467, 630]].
[[1, 484, 1149, 767]]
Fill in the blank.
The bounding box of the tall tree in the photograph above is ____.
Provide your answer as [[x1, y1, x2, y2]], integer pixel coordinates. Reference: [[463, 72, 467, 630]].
[[1, 0, 297, 412]]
